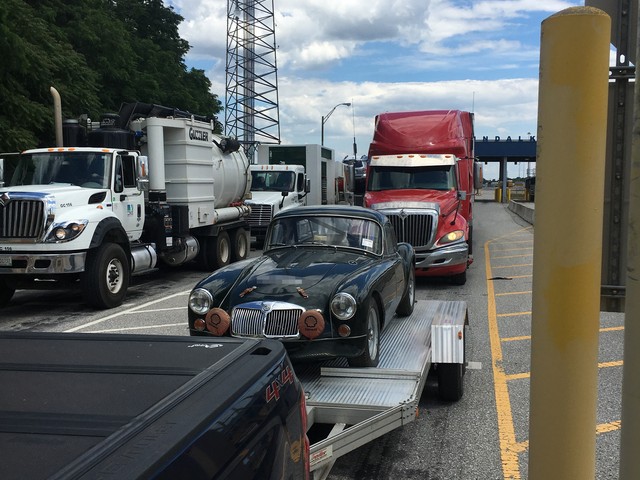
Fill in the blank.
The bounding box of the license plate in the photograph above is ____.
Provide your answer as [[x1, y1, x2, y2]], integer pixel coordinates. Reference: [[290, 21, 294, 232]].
[[0, 256, 12, 267]]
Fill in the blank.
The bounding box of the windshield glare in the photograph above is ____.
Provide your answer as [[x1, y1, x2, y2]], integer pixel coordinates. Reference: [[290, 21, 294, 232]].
[[266, 215, 383, 254], [6, 152, 111, 189], [368, 165, 455, 191]]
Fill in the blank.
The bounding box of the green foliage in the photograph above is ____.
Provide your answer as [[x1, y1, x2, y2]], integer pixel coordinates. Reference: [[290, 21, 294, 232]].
[[0, 0, 222, 151]]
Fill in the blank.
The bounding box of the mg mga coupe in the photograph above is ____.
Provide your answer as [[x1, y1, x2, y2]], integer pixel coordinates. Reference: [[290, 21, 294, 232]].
[[188, 205, 415, 367]]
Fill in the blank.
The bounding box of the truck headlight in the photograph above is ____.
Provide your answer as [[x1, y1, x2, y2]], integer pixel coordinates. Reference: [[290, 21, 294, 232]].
[[331, 292, 356, 320], [189, 288, 214, 315], [437, 230, 464, 246], [44, 220, 88, 243]]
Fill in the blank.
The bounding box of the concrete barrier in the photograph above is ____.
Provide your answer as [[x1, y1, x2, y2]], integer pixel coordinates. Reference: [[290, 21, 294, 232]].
[[508, 200, 535, 225]]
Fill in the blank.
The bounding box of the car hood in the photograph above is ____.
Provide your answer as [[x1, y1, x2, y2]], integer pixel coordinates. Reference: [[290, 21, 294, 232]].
[[228, 247, 373, 303]]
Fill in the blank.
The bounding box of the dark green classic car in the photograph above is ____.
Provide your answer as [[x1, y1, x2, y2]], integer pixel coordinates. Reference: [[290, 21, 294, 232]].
[[188, 205, 415, 367]]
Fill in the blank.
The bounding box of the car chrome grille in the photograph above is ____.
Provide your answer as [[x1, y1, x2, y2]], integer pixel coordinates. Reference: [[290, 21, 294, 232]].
[[248, 204, 274, 227], [385, 212, 437, 249], [231, 301, 304, 338], [0, 199, 46, 239]]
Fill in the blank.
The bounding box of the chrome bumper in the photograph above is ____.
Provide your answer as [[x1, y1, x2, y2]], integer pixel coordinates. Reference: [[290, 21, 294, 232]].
[[415, 242, 469, 269], [0, 252, 87, 274]]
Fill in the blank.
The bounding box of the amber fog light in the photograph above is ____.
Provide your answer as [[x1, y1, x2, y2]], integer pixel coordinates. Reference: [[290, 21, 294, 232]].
[[298, 310, 325, 340], [338, 324, 351, 337], [194, 318, 206, 331], [205, 308, 230, 336]]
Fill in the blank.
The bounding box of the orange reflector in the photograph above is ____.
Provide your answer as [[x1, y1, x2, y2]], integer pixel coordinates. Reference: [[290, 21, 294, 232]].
[[297, 310, 325, 340], [194, 318, 206, 331], [205, 308, 230, 336], [337, 324, 351, 337], [458, 330, 463, 339]]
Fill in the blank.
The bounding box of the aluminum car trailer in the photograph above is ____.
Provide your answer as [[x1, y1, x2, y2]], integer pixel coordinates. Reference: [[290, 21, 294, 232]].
[[297, 300, 469, 479]]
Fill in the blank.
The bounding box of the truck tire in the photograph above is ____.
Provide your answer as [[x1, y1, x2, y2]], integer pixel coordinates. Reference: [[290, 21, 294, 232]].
[[348, 299, 380, 367], [396, 268, 415, 316], [0, 278, 16, 307], [231, 228, 249, 262], [437, 363, 464, 401], [213, 231, 231, 269], [83, 243, 129, 309], [450, 269, 467, 285]]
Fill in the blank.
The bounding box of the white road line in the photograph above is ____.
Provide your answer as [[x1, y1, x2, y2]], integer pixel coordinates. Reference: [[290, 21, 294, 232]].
[[64, 290, 191, 332], [88, 323, 187, 334]]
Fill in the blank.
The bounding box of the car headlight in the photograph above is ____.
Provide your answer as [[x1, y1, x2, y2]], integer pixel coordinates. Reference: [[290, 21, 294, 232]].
[[189, 288, 213, 315], [437, 230, 465, 246], [44, 220, 88, 243], [331, 292, 357, 320]]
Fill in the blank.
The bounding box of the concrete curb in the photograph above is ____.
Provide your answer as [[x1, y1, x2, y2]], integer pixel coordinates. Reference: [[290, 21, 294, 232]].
[[508, 200, 535, 225]]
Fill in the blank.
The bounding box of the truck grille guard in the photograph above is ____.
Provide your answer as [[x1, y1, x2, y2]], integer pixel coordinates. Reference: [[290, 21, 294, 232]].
[[0, 193, 52, 241], [231, 301, 304, 338], [373, 203, 439, 249]]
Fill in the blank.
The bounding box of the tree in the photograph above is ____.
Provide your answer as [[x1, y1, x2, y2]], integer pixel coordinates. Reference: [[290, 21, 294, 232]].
[[0, 0, 222, 152]]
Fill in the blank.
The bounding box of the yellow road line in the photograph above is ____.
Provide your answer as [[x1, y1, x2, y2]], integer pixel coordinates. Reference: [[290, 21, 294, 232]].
[[497, 311, 532, 318], [492, 254, 534, 260], [493, 263, 533, 269], [505, 361, 623, 382], [496, 291, 532, 297], [503, 335, 531, 342], [486, 238, 521, 479]]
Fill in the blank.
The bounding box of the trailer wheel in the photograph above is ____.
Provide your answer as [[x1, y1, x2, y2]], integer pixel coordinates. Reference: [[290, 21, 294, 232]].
[[83, 243, 129, 309], [348, 299, 380, 367], [0, 278, 16, 307], [396, 267, 415, 316], [437, 363, 464, 401], [213, 231, 231, 269], [231, 228, 249, 262]]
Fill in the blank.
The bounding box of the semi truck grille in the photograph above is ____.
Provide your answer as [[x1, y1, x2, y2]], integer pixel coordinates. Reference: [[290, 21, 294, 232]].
[[386, 212, 437, 249], [0, 199, 46, 239], [232, 302, 304, 338], [248, 204, 274, 227]]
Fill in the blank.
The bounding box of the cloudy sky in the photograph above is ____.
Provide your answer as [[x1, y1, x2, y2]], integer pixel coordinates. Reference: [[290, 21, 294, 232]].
[[166, 0, 585, 179]]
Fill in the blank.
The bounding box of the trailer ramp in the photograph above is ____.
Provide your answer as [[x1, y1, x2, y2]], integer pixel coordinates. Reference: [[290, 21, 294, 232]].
[[297, 300, 468, 479]]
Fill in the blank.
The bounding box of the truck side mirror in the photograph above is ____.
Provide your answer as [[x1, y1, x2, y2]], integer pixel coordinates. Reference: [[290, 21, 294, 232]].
[[136, 155, 149, 191], [305, 178, 311, 193]]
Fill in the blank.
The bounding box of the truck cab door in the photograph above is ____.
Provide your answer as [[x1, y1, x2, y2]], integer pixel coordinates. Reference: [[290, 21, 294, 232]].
[[112, 153, 144, 241]]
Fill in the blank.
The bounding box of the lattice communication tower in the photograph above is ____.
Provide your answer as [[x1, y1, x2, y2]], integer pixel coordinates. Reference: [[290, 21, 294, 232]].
[[225, 0, 280, 160]]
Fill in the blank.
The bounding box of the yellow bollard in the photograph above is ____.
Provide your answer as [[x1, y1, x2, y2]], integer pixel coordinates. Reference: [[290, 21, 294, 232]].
[[494, 187, 502, 203], [528, 6, 610, 480]]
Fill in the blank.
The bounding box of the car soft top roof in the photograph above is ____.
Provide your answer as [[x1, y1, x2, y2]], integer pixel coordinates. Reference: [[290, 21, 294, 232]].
[[273, 205, 388, 223]]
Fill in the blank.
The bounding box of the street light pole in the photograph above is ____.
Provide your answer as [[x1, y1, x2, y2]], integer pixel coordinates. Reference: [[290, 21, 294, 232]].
[[321, 102, 351, 145]]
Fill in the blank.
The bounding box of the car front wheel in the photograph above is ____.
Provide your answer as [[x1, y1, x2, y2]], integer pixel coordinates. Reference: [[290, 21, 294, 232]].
[[348, 299, 380, 367]]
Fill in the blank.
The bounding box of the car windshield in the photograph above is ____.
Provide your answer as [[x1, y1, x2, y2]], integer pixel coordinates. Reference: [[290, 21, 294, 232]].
[[368, 165, 455, 191], [4, 152, 111, 189], [266, 215, 383, 254], [251, 170, 295, 192]]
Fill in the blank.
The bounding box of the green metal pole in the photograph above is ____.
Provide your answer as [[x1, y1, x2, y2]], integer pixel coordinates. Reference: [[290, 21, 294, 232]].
[[528, 7, 610, 479], [619, 9, 640, 478]]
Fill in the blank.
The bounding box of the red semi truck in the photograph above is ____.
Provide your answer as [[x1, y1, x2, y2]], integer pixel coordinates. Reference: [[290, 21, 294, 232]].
[[364, 110, 481, 285]]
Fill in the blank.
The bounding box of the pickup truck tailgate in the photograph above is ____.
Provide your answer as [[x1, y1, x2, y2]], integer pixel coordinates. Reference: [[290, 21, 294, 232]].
[[0, 332, 285, 480]]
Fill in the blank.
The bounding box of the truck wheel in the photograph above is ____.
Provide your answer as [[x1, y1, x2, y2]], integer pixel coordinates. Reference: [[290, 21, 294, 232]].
[[450, 269, 467, 286], [437, 363, 464, 401], [83, 243, 129, 309], [348, 299, 380, 367], [0, 278, 16, 307], [213, 231, 231, 269], [396, 268, 415, 316], [231, 228, 249, 262]]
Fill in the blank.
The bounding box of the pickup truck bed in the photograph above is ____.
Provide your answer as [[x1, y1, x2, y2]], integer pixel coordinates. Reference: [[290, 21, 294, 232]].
[[0, 332, 307, 480]]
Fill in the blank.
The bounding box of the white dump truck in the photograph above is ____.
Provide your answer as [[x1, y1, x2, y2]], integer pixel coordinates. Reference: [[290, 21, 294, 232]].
[[0, 100, 252, 309], [246, 163, 309, 246]]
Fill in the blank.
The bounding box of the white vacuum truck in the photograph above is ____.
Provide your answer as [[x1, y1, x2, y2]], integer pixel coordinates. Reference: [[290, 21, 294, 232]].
[[0, 100, 252, 309]]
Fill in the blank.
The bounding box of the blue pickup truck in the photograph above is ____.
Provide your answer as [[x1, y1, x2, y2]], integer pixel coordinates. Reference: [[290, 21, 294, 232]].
[[0, 332, 309, 480]]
